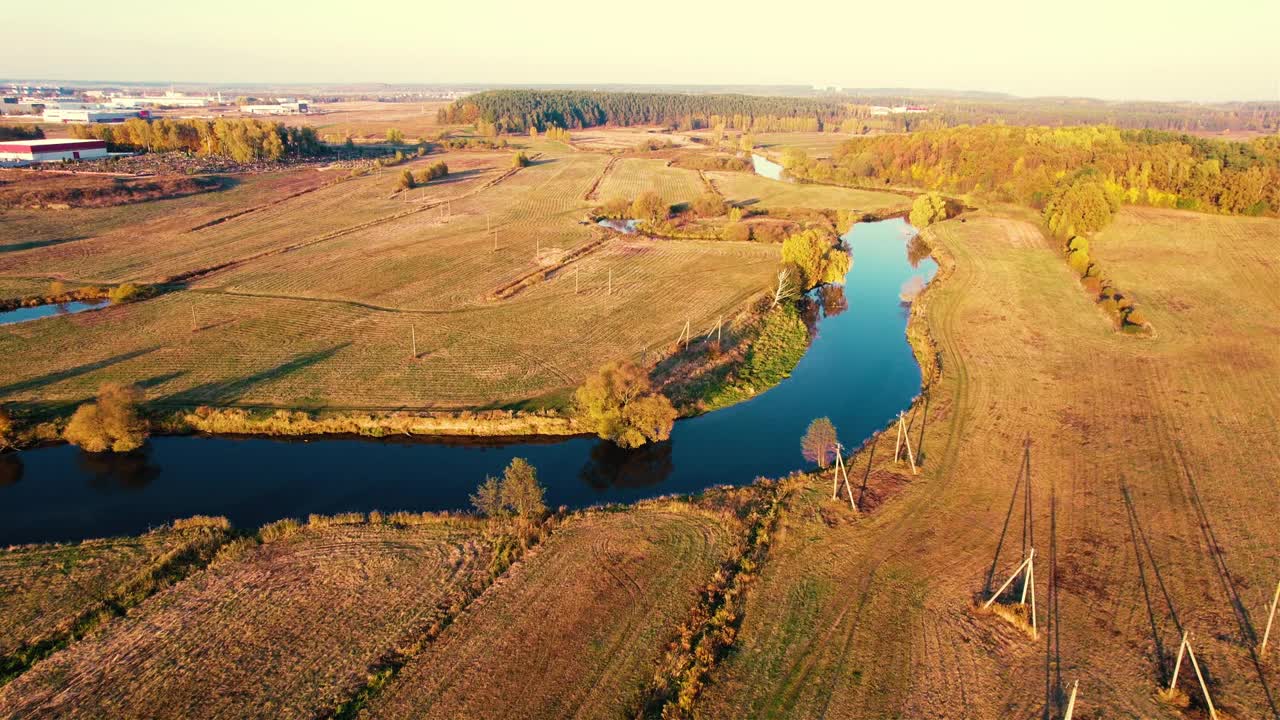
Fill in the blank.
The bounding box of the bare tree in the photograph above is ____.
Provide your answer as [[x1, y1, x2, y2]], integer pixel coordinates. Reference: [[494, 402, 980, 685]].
[[772, 268, 797, 308]]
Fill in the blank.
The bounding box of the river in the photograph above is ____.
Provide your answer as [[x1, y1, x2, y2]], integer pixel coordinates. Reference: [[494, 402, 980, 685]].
[[0, 217, 935, 546]]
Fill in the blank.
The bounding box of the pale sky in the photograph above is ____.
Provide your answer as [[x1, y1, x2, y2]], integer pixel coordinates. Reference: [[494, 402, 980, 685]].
[[4, 0, 1277, 102]]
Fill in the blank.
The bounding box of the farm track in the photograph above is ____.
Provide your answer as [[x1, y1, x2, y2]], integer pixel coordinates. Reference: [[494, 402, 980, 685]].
[[583, 155, 618, 200]]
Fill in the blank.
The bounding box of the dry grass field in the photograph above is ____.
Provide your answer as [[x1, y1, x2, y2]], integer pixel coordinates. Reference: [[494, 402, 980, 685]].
[[697, 208, 1280, 718], [364, 503, 739, 720], [570, 127, 697, 151], [593, 157, 708, 206], [752, 131, 853, 157], [0, 143, 782, 411], [0, 517, 492, 720], [273, 100, 455, 142], [707, 170, 910, 215], [0, 525, 225, 662]]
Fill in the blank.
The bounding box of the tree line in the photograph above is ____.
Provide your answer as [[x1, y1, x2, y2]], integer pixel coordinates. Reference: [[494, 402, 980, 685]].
[[438, 90, 857, 134], [0, 125, 44, 141], [68, 118, 325, 162], [782, 125, 1280, 216]]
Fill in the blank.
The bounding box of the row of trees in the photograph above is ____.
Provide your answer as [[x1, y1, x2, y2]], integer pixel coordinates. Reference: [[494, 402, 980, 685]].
[[69, 118, 324, 162], [438, 90, 858, 134], [399, 161, 449, 189], [781, 125, 1280, 216], [0, 124, 43, 141]]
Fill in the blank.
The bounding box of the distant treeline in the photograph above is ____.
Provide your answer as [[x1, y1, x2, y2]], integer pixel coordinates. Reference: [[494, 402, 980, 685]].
[[0, 125, 44, 141], [852, 96, 1280, 134], [69, 119, 324, 162], [782, 125, 1280, 216], [439, 90, 852, 133]]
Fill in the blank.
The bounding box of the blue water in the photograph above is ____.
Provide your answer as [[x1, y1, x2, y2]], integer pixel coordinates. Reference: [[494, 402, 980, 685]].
[[0, 300, 107, 326], [0, 219, 935, 545], [597, 218, 639, 234], [751, 153, 785, 181]]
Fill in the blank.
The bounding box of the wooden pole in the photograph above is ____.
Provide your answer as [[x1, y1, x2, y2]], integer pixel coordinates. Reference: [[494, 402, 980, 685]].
[[1261, 579, 1280, 656], [190, 304, 197, 332], [411, 325, 417, 358], [1027, 555, 1038, 639], [1169, 631, 1188, 693], [897, 412, 918, 474], [894, 415, 904, 463], [1186, 637, 1218, 720], [717, 315, 722, 343], [984, 550, 1034, 609], [608, 269, 613, 295], [1062, 680, 1079, 720]]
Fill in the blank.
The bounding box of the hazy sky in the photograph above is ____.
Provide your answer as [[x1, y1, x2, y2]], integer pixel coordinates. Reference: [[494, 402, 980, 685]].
[[4, 0, 1277, 102]]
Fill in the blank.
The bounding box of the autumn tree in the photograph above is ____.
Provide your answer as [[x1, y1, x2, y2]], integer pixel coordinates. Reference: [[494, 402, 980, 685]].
[[0, 405, 14, 450], [781, 228, 852, 289], [512, 151, 531, 168], [386, 128, 405, 145], [909, 192, 948, 229], [630, 191, 668, 224], [470, 475, 504, 518], [64, 383, 148, 453], [499, 457, 547, 519], [399, 169, 416, 190], [1044, 174, 1121, 238], [107, 283, 141, 305], [692, 192, 727, 218], [572, 361, 677, 449], [801, 417, 839, 468]]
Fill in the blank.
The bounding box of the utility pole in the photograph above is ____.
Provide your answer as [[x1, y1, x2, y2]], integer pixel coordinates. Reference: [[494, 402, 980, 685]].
[[1261, 578, 1280, 656], [190, 303, 197, 332], [608, 269, 613, 295], [411, 325, 417, 358]]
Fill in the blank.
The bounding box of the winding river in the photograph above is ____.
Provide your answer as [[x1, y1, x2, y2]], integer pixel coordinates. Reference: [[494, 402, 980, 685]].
[[0, 216, 936, 546]]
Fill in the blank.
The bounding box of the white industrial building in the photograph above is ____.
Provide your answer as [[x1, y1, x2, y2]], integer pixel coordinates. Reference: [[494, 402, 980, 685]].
[[42, 106, 148, 124], [240, 100, 309, 115], [0, 139, 109, 163]]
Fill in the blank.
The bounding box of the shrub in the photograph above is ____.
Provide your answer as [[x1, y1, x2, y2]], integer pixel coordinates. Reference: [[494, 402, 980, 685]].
[[909, 192, 948, 228], [398, 169, 416, 190], [64, 383, 148, 453], [512, 151, 531, 168], [108, 283, 141, 304], [172, 515, 230, 531], [0, 405, 13, 449], [631, 191, 668, 224], [259, 518, 302, 543], [692, 192, 727, 218], [572, 361, 677, 448], [781, 228, 851, 288], [499, 458, 547, 519], [1067, 250, 1091, 276], [723, 222, 751, 242]]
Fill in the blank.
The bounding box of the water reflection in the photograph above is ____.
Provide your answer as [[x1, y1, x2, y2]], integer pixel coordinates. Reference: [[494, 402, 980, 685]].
[[578, 440, 674, 490], [79, 447, 161, 491], [0, 299, 108, 326], [907, 234, 932, 269], [818, 285, 849, 318], [0, 455, 22, 487]]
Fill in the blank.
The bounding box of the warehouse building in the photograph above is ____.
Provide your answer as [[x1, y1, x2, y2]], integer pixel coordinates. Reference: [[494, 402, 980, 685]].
[[0, 139, 109, 163], [43, 106, 148, 123], [240, 100, 309, 115]]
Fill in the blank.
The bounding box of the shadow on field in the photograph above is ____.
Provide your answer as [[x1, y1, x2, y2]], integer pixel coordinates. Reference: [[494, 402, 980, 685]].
[[984, 437, 1033, 596], [858, 431, 879, 506], [0, 236, 89, 254], [0, 346, 161, 396], [155, 344, 349, 406], [1174, 442, 1280, 716], [1120, 481, 1183, 685]]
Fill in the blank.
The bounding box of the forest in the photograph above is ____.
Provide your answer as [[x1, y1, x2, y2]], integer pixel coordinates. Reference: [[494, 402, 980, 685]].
[[438, 90, 851, 133], [68, 118, 325, 162], [782, 125, 1280, 216]]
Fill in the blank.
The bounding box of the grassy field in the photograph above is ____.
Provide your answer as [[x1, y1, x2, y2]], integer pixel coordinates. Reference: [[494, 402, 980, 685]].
[[0, 143, 781, 412], [364, 502, 740, 719], [707, 170, 910, 215], [273, 100, 455, 142], [593, 157, 708, 206], [0, 517, 492, 719], [697, 207, 1280, 718], [0, 524, 226, 664]]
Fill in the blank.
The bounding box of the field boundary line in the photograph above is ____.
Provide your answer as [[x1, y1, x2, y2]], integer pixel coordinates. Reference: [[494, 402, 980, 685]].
[[583, 156, 619, 201], [0, 526, 230, 687]]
